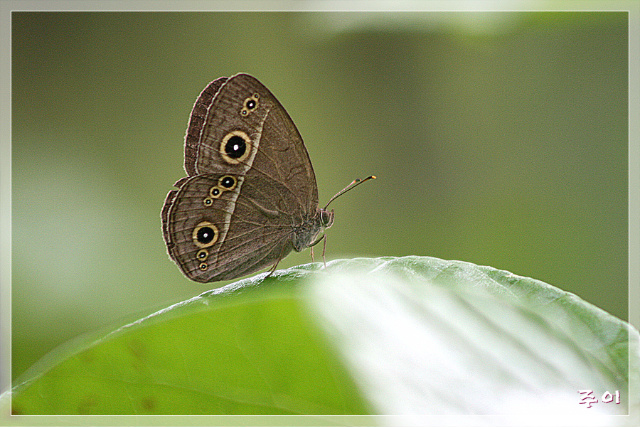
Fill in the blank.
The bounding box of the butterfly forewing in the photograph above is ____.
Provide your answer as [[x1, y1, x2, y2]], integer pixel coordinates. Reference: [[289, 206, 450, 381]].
[[197, 75, 318, 209]]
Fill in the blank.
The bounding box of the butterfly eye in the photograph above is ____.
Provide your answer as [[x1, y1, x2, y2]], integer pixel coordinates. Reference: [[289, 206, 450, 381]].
[[210, 186, 222, 198], [220, 131, 251, 164], [193, 221, 219, 248], [196, 249, 208, 260], [320, 210, 334, 228], [218, 175, 237, 191], [240, 94, 260, 116]]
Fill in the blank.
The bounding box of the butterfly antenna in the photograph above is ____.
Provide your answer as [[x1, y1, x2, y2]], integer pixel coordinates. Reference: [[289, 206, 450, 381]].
[[324, 175, 376, 210]]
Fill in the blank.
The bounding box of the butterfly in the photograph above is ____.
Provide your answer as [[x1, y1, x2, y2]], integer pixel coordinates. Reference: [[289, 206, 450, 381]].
[[162, 73, 374, 282]]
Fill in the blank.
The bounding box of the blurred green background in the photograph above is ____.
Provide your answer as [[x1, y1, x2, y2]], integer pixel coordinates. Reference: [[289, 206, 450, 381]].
[[12, 12, 628, 381]]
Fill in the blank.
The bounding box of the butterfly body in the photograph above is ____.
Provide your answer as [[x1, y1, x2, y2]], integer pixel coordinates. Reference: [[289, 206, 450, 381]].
[[162, 73, 333, 282]]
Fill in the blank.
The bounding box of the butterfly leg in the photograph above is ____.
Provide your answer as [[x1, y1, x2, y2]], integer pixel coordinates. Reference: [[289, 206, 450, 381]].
[[309, 233, 327, 267], [266, 259, 280, 277], [321, 234, 327, 268], [266, 244, 288, 278]]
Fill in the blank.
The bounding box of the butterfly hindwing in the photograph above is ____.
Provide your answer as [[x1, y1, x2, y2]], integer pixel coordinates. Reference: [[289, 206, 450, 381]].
[[162, 172, 298, 282]]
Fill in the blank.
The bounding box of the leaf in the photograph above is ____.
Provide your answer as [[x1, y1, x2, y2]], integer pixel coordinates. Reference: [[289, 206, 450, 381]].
[[4, 256, 638, 425], [7, 263, 370, 415], [304, 257, 639, 425]]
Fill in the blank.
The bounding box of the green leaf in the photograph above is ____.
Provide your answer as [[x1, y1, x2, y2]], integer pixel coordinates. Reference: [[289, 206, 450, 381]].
[[4, 256, 638, 424]]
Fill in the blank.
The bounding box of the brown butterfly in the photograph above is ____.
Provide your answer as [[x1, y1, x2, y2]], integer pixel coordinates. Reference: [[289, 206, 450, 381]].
[[162, 73, 374, 282]]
